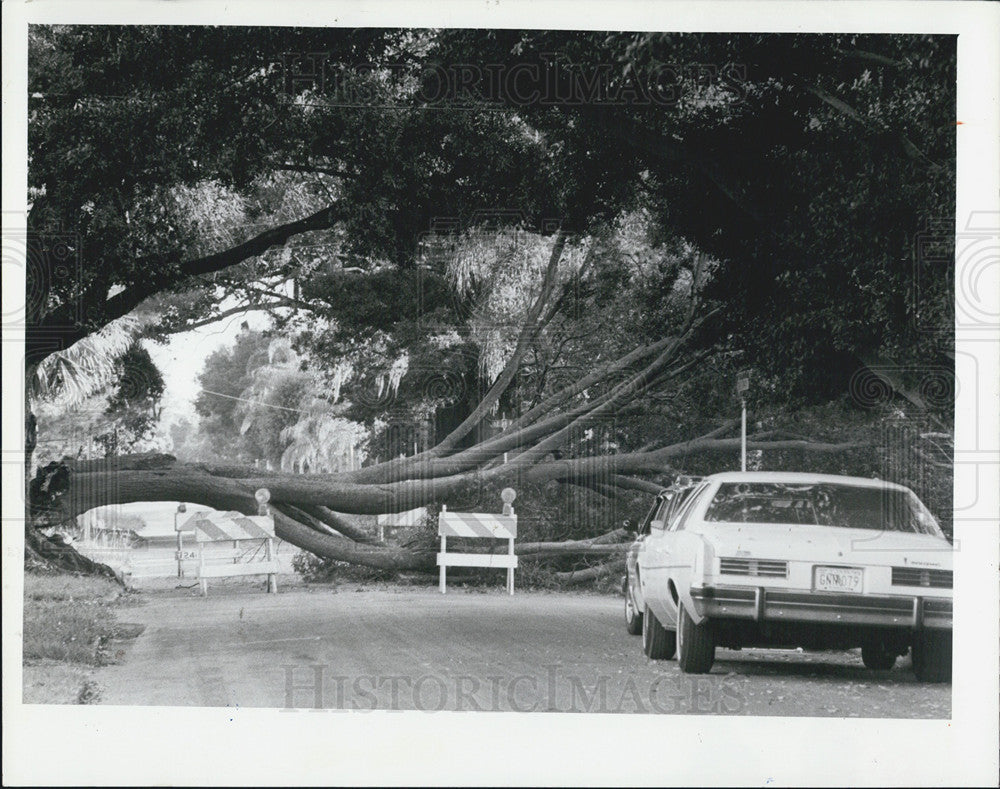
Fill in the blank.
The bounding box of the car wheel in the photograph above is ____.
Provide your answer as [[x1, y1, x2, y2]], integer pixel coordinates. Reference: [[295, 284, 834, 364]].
[[676, 601, 715, 674], [642, 604, 676, 659], [912, 631, 952, 683], [625, 583, 643, 636], [861, 641, 897, 671]]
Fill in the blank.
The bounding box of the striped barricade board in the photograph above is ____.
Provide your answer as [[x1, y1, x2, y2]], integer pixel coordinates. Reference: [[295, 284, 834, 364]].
[[182, 511, 279, 596], [437, 507, 517, 595], [184, 511, 276, 542]]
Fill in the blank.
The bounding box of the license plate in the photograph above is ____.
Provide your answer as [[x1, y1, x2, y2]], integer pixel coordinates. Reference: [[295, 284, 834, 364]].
[[814, 566, 863, 593]]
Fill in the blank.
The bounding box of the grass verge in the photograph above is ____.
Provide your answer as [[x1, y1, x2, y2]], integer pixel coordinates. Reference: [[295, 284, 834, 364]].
[[22, 572, 139, 704]]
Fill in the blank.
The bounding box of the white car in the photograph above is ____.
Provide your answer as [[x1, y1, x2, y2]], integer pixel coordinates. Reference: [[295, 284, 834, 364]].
[[625, 472, 953, 681]]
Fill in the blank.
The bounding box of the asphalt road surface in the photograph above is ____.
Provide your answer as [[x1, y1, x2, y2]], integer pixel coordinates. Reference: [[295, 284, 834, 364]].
[[93, 582, 951, 716]]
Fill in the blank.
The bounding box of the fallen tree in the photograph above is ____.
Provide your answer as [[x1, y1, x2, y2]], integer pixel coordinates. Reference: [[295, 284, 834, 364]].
[[32, 403, 872, 573]]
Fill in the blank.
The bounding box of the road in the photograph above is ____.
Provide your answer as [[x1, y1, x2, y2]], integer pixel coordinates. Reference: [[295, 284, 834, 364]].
[[94, 583, 950, 716]]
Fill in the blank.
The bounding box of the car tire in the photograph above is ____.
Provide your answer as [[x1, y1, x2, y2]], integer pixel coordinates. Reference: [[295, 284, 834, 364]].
[[625, 583, 643, 636], [642, 604, 676, 659], [911, 631, 952, 683], [861, 641, 897, 671], [676, 601, 715, 674]]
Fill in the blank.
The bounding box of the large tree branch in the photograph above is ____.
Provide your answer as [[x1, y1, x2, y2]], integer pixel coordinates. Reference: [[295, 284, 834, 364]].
[[513, 307, 718, 431], [27, 202, 343, 367], [352, 310, 718, 488], [273, 509, 437, 571], [496, 335, 711, 475], [298, 505, 380, 544], [347, 230, 569, 484], [353, 326, 703, 486], [612, 475, 667, 495], [51, 417, 869, 523], [276, 503, 380, 544], [39, 429, 872, 573], [799, 83, 942, 170], [430, 228, 568, 454], [348, 335, 674, 485], [523, 433, 871, 485], [157, 303, 285, 335], [553, 559, 626, 585], [273, 503, 345, 537]]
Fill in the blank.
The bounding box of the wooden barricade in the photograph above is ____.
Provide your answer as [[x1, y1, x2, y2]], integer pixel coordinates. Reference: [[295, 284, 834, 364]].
[[437, 504, 517, 595]]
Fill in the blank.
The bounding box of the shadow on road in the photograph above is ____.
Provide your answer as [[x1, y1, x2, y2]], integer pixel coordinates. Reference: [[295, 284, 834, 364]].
[[712, 650, 924, 684]]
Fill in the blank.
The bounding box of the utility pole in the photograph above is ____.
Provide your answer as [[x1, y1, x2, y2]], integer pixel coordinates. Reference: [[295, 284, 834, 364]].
[[741, 398, 747, 472], [736, 371, 751, 472]]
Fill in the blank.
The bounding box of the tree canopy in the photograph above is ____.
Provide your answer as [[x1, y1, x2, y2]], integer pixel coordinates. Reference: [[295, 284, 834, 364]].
[[29, 29, 954, 392]]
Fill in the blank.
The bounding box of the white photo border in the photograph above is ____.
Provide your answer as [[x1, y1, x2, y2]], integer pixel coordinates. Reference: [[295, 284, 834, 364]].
[[3, 1, 998, 786]]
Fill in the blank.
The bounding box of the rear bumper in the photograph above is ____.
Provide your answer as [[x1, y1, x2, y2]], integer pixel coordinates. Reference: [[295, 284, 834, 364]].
[[689, 585, 952, 630]]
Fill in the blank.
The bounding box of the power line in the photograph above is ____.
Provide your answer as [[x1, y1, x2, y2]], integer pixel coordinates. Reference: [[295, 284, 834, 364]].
[[199, 388, 309, 414]]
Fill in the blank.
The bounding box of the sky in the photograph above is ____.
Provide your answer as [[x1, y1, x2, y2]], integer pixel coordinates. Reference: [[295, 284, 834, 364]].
[[84, 501, 225, 537], [144, 305, 272, 429]]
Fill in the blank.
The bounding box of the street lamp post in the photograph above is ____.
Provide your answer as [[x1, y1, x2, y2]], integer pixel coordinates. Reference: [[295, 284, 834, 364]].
[[174, 503, 187, 578]]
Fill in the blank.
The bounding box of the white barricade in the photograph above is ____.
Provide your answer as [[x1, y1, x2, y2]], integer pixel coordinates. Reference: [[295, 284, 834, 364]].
[[437, 504, 517, 595], [187, 495, 280, 595]]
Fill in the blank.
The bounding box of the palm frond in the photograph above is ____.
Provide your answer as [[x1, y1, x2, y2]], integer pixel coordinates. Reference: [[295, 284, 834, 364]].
[[29, 316, 140, 406]]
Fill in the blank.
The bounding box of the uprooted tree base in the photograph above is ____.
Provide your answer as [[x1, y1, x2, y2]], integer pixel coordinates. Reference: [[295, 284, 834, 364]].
[[24, 525, 124, 584]]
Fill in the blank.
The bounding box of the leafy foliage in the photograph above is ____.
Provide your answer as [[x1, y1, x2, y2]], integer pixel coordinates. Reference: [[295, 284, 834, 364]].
[[428, 32, 956, 403], [29, 29, 954, 410], [193, 329, 369, 471]]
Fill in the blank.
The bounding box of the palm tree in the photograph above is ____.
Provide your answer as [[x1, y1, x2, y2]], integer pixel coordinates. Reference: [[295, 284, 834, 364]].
[[235, 337, 371, 473], [28, 315, 140, 405]]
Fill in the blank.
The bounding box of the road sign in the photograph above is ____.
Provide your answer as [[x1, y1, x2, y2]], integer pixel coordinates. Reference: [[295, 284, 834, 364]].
[[736, 371, 751, 396]]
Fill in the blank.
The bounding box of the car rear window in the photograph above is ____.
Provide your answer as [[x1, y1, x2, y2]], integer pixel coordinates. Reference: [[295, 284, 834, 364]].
[[703, 482, 944, 536]]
